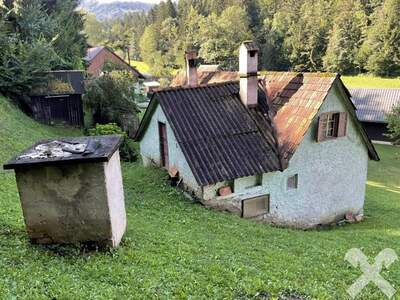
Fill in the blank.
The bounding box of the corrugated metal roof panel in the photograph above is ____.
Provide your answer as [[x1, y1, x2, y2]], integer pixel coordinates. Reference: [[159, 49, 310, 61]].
[[350, 88, 400, 123], [157, 82, 281, 186]]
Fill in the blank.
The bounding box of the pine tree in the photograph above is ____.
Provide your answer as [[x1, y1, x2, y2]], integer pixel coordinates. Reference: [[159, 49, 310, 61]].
[[50, 0, 87, 69], [323, 0, 367, 74], [360, 0, 400, 76], [181, 6, 204, 50], [285, 0, 333, 71]]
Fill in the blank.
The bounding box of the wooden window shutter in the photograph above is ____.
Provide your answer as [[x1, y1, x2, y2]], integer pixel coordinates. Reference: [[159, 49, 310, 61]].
[[337, 112, 347, 137], [317, 113, 329, 142]]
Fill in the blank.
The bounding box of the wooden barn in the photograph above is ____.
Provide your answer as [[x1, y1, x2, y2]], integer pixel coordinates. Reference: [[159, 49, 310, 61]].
[[30, 71, 85, 127], [350, 88, 400, 142]]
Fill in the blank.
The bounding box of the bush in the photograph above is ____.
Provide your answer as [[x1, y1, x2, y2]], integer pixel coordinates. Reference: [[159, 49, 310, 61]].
[[386, 105, 400, 145], [87, 123, 137, 162], [83, 70, 140, 137]]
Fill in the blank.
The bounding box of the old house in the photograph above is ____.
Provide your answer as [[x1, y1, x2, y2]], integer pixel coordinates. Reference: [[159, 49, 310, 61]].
[[136, 42, 379, 228], [30, 70, 85, 127], [85, 46, 145, 79], [350, 88, 400, 142]]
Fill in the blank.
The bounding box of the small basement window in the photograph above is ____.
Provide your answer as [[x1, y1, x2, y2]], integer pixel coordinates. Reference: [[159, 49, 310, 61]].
[[242, 195, 270, 218], [287, 174, 298, 190]]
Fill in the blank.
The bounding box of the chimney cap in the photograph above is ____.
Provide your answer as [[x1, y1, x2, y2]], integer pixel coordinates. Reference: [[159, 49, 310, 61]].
[[241, 41, 259, 52]]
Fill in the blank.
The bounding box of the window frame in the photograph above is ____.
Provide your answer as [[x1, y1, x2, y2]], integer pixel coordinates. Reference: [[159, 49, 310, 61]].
[[317, 111, 348, 142], [287, 174, 298, 190]]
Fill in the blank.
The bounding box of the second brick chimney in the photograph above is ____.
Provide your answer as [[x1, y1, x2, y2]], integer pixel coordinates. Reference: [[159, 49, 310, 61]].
[[185, 50, 198, 87], [239, 41, 259, 107]]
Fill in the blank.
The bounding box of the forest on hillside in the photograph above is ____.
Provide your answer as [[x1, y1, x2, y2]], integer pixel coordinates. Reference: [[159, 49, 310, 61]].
[[85, 0, 400, 78]]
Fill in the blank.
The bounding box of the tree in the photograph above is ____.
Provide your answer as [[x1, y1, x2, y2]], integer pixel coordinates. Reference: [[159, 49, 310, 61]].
[[50, 0, 87, 69], [84, 70, 139, 134], [0, 0, 87, 107], [284, 0, 333, 71], [181, 6, 204, 50], [386, 105, 400, 145], [159, 17, 180, 71], [139, 24, 164, 76], [323, 0, 367, 74], [199, 5, 251, 69], [82, 0, 399, 77], [84, 12, 106, 46], [359, 0, 400, 76]]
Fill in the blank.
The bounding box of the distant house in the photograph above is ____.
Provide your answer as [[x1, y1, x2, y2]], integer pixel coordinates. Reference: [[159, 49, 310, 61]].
[[143, 81, 161, 95], [350, 88, 400, 141], [85, 46, 145, 79], [30, 71, 85, 127], [136, 42, 379, 228]]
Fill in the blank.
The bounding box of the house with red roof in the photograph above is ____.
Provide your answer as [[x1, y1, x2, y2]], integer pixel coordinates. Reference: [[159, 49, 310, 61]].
[[85, 46, 145, 79], [135, 41, 379, 228]]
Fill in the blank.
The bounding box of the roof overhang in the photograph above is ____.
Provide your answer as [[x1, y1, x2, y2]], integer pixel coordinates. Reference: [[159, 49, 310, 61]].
[[335, 77, 380, 161]]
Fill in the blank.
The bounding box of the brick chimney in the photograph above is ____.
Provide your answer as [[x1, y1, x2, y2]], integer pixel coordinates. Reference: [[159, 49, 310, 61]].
[[185, 50, 198, 87], [239, 41, 259, 107]]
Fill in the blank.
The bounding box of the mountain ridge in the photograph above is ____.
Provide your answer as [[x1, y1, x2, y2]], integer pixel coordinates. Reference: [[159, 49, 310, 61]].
[[80, 1, 153, 20]]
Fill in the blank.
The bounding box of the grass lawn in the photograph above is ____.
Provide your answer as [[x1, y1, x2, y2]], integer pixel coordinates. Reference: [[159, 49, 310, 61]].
[[342, 75, 400, 89], [1, 96, 400, 299]]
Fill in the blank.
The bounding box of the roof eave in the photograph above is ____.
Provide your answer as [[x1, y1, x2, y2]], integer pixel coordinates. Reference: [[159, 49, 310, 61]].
[[335, 77, 380, 161], [134, 94, 159, 141]]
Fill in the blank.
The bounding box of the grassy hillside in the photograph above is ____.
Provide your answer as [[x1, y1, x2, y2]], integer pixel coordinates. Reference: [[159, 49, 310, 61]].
[[0, 96, 81, 228], [342, 75, 400, 88], [1, 95, 400, 299]]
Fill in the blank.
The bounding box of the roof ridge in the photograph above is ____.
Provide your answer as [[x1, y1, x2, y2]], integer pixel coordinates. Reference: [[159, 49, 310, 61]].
[[154, 80, 240, 93]]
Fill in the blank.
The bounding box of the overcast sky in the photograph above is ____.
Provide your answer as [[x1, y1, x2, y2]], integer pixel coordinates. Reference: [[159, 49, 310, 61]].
[[96, 0, 164, 3]]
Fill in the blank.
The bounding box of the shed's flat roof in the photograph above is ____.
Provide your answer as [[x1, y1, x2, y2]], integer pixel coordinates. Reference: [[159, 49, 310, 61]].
[[3, 135, 122, 170]]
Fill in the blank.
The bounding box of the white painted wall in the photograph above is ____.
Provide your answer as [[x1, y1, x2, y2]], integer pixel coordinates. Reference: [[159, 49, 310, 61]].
[[140, 83, 370, 228], [140, 104, 200, 194], [202, 83, 369, 227]]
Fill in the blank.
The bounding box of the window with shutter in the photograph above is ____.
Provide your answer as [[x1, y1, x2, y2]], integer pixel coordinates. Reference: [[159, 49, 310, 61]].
[[317, 112, 347, 141], [337, 112, 348, 137]]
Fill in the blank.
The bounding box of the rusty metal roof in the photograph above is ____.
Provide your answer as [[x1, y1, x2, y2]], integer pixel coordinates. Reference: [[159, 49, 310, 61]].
[[350, 88, 400, 123], [262, 72, 338, 166], [137, 82, 281, 185]]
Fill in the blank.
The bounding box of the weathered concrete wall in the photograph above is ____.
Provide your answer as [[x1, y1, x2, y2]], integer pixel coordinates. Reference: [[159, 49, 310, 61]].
[[140, 104, 200, 195], [201, 83, 369, 228], [15, 151, 126, 246]]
